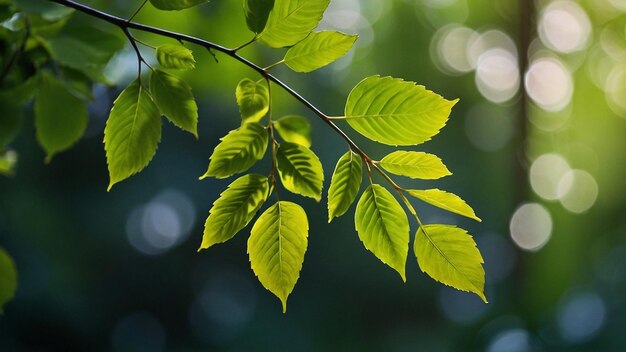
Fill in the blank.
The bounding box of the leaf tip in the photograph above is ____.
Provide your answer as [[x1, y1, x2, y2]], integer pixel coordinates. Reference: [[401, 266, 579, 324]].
[[198, 173, 209, 181]]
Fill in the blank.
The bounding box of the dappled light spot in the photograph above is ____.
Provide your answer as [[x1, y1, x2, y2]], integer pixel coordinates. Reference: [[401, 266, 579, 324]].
[[431, 24, 476, 75], [604, 64, 626, 118], [538, 1, 592, 54], [528, 103, 572, 132], [487, 328, 532, 352], [510, 203, 552, 252], [525, 57, 573, 111], [467, 29, 517, 70], [557, 291, 606, 344], [464, 103, 514, 151], [475, 48, 520, 103], [126, 189, 196, 255], [530, 153, 571, 201], [558, 169, 599, 213]]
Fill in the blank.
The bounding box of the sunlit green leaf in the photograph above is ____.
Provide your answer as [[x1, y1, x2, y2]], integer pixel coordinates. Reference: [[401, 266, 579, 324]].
[[0, 247, 17, 313], [201, 122, 268, 179], [150, 69, 198, 137], [244, 0, 275, 34], [236, 78, 269, 123], [34, 72, 88, 161], [273, 115, 311, 147], [258, 0, 330, 48], [276, 142, 324, 201], [284, 31, 357, 72], [379, 151, 451, 180], [406, 189, 481, 222], [0, 151, 17, 176], [414, 225, 486, 302], [104, 80, 162, 191], [355, 184, 409, 281], [149, 0, 209, 11], [248, 201, 308, 312], [345, 75, 458, 146], [47, 26, 124, 82], [200, 174, 269, 250], [327, 151, 362, 222], [155, 44, 196, 70]]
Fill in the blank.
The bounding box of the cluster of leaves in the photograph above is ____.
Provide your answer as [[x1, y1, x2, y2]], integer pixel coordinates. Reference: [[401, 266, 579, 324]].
[[0, 0, 487, 312]]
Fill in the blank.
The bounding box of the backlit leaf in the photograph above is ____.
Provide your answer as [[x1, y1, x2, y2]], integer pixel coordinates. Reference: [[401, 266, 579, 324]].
[[0, 151, 17, 176], [236, 78, 269, 123], [0, 247, 17, 313], [258, 0, 330, 48], [379, 151, 451, 180], [406, 189, 481, 222], [244, 0, 275, 34], [150, 69, 198, 137], [47, 26, 124, 82], [276, 142, 324, 201], [34, 72, 88, 161], [200, 122, 268, 179], [104, 80, 161, 191], [200, 174, 270, 250], [327, 151, 362, 222], [155, 44, 196, 70], [273, 115, 311, 147], [284, 31, 357, 72], [345, 75, 458, 146], [149, 0, 209, 11], [248, 201, 308, 312], [414, 225, 486, 302], [355, 184, 409, 281]]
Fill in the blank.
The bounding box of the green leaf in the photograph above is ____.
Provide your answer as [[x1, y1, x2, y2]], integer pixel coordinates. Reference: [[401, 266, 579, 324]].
[[327, 151, 362, 222], [273, 115, 311, 147], [200, 174, 269, 250], [34, 72, 88, 161], [104, 80, 162, 191], [276, 142, 324, 201], [379, 151, 451, 180], [244, 0, 275, 34], [345, 76, 459, 146], [0, 96, 21, 148], [14, 0, 73, 21], [155, 44, 196, 70], [235, 78, 269, 123], [201, 122, 268, 179], [0, 247, 17, 313], [248, 201, 308, 312], [47, 26, 124, 82], [414, 225, 486, 302], [149, 0, 209, 11], [258, 0, 330, 48], [406, 189, 481, 222], [150, 69, 198, 137], [355, 184, 409, 281], [284, 31, 357, 72], [0, 150, 17, 176]]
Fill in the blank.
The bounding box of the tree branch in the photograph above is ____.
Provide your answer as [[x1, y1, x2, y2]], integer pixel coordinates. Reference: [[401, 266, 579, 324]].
[[49, 0, 371, 164]]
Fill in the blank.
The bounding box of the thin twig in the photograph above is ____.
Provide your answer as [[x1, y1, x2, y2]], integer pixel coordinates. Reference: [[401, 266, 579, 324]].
[[127, 0, 148, 22], [49, 0, 371, 164]]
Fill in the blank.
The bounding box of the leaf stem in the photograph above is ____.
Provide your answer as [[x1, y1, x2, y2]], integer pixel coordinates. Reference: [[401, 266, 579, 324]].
[[127, 0, 148, 22], [263, 59, 284, 71], [49, 0, 372, 166], [233, 36, 257, 53]]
